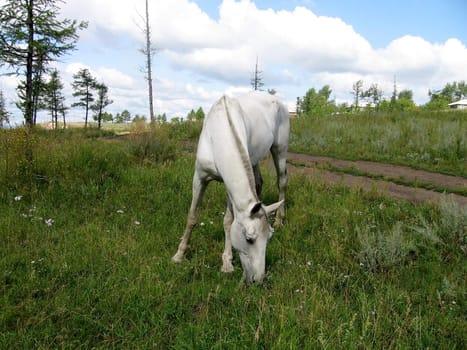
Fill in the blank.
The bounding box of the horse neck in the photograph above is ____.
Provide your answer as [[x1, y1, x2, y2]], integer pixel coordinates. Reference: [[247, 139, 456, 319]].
[[213, 129, 258, 212], [216, 96, 259, 213]]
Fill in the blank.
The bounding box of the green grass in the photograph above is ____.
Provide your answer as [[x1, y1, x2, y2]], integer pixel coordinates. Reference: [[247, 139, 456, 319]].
[[290, 110, 467, 177], [1, 127, 466, 349]]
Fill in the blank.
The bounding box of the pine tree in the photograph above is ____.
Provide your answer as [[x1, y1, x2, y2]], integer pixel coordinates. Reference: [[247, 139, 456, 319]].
[[250, 56, 264, 91], [92, 82, 113, 129], [44, 69, 67, 129], [71, 68, 97, 128]]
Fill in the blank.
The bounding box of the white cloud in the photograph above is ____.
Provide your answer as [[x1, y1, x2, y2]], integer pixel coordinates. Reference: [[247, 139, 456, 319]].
[[94, 68, 136, 89]]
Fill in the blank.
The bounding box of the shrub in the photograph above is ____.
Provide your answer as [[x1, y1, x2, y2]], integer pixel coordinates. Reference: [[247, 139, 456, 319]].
[[128, 127, 176, 164], [438, 197, 467, 254], [357, 222, 416, 272]]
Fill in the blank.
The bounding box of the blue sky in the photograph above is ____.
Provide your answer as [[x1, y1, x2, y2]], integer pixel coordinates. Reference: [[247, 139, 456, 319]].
[[195, 0, 467, 47], [1, 0, 466, 125]]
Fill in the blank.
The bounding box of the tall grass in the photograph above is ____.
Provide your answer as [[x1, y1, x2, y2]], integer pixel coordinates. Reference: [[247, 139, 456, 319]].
[[290, 110, 467, 176], [1, 127, 465, 348]]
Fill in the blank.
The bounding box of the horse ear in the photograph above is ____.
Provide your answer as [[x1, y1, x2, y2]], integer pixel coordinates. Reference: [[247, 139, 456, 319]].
[[250, 202, 262, 217], [263, 200, 284, 217]]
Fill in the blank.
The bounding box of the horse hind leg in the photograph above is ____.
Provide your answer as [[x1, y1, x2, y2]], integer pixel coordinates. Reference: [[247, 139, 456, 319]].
[[253, 164, 263, 198], [271, 146, 288, 226]]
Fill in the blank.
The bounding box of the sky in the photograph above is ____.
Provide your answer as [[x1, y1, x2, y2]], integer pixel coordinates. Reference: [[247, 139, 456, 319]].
[[1, 0, 466, 125]]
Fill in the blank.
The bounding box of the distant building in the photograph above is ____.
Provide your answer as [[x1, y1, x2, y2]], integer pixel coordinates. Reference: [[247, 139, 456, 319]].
[[448, 99, 467, 109]]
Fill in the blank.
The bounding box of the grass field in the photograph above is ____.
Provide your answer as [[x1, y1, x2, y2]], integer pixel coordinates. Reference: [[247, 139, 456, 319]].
[[0, 119, 466, 348], [290, 110, 467, 177]]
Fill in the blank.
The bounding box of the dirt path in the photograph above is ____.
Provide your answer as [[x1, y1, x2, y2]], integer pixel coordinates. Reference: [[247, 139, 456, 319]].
[[286, 153, 467, 207]]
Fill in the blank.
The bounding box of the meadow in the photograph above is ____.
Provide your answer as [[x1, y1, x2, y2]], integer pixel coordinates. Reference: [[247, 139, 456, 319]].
[[290, 110, 467, 176], [0, 113, 466, 349]]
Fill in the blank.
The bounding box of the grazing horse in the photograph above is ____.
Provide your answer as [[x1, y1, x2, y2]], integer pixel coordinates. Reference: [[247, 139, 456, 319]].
[[172, 91, 289, 284]]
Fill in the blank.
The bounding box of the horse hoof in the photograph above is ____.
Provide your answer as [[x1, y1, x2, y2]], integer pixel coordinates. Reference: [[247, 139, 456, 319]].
[[221, 264, 234, 273], [172, 253, 183, 263]]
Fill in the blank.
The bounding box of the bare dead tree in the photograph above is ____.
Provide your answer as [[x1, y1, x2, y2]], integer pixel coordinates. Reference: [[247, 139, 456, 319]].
[[137, 0, 157, 124]]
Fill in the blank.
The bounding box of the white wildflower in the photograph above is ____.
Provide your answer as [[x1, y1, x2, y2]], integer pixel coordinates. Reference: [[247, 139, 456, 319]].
[[116, 209, 124, 214], [200, 222, 205, 226], [45, 218, 54, 227], [134, 221, 141, 225], [14, 195, 23, 201]]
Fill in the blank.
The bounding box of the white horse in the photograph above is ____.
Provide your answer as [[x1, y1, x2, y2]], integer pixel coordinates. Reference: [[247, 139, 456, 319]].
[[172, 91, 289, 284]]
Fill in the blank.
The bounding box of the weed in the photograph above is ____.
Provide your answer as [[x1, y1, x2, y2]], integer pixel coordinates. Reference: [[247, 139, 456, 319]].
[[357, 221, 416, 273], [128, 126, 176, 164], [438, 196, 467, 254]]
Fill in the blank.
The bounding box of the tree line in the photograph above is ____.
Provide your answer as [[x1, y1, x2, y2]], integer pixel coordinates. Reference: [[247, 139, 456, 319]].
[[109, 106, 205, 125], [297, 79, 467, 117]]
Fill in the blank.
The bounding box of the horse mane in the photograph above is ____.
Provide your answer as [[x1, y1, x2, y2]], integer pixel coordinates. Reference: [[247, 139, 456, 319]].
[[222, 96, 258, 201]]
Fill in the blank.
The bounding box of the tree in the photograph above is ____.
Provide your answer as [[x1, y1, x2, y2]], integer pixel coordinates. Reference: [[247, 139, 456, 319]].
[[379, 88, 416, 112], [92, 82, 113, 129], [71, 68, 97, 128], [363, 83, 383, 111], [195, 107, 205, 120], [100, 112, 113, 123], [351, 80, 364, 111], [0, 90, 11, 128], [250, 56, 264, 91], [115, 109, 131, 124], [187, 109, 196, 121], [187, 107, 205, 121], [155, 113, 167, 124], [0, 0, 87, 126], [396, 89, 416, 111], [44, 69, 67, 129], [132, 114, 147, 123], [138, 0, 157, 124], [425, 81, 467, 110], [15, 48, 48, 124], [298, 85, 334, 116]]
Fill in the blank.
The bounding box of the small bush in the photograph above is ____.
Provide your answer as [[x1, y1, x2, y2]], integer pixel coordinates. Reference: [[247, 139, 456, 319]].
[[128, 127, 176, 164], [357, 222, 416, 272], [437, 197, 467, 255], [410, 197, 466, 256]]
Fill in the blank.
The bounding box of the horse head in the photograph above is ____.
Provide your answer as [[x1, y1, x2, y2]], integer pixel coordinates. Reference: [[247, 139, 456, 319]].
[[230, 201, 283, 284]]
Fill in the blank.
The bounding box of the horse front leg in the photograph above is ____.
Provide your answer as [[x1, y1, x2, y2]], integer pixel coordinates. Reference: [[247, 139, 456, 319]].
[[172, 171, 207, 262], [221, 199, 234, 273]]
